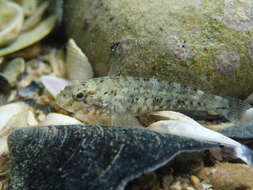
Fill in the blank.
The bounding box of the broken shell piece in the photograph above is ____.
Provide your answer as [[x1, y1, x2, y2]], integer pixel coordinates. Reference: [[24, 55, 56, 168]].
[[40, 49, 66, 78], [148, 115, 253, 165], [148, 120, 242, 148], [22, 1, 49, 32], [66, 38, 93, 81], [40, 113, 82, 126], [40, 75, 68, 98], [25, 59, 52, 82], [0, 1, 24, 47], [0, 102, 37, 155], [0, 15, 56, 56], [149, 111, 203, 127], [1, 57, 25, 86]]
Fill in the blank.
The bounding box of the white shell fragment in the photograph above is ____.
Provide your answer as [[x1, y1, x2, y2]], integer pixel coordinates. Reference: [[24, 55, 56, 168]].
[[66, 38, 93, 81], [0, 102, 37, 155], [148, 111, 253, 165], [40, 113, 82, 126], [149, 111, 202, 127], [0, 1, 24, 46], [40, 75, 68, 98]]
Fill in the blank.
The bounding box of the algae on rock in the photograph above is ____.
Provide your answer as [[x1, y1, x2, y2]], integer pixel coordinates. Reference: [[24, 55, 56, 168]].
[[63, 0, 253, 98]]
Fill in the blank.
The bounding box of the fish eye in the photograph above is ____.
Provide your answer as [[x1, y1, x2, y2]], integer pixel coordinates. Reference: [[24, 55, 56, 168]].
[[74, 92, 85, 101]]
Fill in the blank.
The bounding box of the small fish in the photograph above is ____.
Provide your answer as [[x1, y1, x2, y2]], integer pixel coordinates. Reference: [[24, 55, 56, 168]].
[[56, 76, 252, 125]]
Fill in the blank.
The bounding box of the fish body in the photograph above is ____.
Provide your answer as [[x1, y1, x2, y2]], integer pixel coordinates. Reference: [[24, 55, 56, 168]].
[[56, 76, 251, 125]]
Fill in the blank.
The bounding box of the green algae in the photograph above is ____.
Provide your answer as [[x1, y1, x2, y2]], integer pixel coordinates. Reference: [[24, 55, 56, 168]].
[[63, 0, 253, 97]]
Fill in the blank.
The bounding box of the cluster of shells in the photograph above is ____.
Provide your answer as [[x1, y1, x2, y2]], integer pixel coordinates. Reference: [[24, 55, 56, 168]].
[[1, 1, 253, 190]]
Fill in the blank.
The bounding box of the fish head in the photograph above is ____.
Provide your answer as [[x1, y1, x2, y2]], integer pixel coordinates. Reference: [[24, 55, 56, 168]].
[[56, 81, 92, 114]]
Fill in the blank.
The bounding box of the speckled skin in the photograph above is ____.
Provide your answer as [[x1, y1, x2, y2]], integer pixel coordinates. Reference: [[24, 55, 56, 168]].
[[63, 0, 253, 98], [7, 125, 217, 190], [56, 76, 251, 124]]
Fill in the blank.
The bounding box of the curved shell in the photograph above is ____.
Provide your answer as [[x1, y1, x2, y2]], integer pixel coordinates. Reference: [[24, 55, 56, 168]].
[[0, 15, 56, 56], [0, 1, 24, 47]]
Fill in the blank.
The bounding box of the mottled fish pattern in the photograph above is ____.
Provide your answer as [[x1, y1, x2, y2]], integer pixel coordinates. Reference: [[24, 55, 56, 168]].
[[56, 76, 251, 125]]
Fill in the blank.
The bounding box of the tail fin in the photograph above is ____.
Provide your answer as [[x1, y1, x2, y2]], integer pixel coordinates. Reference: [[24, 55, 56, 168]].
[[225, 97, 252, 125]]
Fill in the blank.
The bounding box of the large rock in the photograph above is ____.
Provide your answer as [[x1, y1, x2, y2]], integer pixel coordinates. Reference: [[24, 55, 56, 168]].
[[63, 0, 253, 98]]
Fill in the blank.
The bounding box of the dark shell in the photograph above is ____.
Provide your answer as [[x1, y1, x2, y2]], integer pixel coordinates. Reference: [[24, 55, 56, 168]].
[[17, 81, 43, 99], [7, 125, 217, 190]]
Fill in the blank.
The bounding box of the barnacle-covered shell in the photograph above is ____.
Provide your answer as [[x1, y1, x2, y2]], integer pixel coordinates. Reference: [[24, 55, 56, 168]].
[[0, 1, 24, 47], [0, 15, 56, 56], [7, 124, 217, 190]]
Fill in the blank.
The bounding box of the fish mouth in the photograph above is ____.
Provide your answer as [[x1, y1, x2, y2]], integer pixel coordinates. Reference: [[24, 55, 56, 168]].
[[62, 101, 107, 116]]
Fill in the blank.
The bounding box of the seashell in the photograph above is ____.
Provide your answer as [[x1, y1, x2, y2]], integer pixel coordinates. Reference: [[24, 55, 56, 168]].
[[148, 111, 253, 165], [40, 75, 68, 98], [40, 113, 82, 126], [66, 38, 93, 82], [25, 59, 52, 83], [0, 15, 56, 56], [1, 57, 25, 86], [0, 102, 37, 156], [149, 111, 202, 127], [7, 124, 220, 190], [17, 81, 43, 99], [40, 49, 66, 78], [22, 1, 49, 32], [0, 1, 24, 47], [8, 43, 43, 59]]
